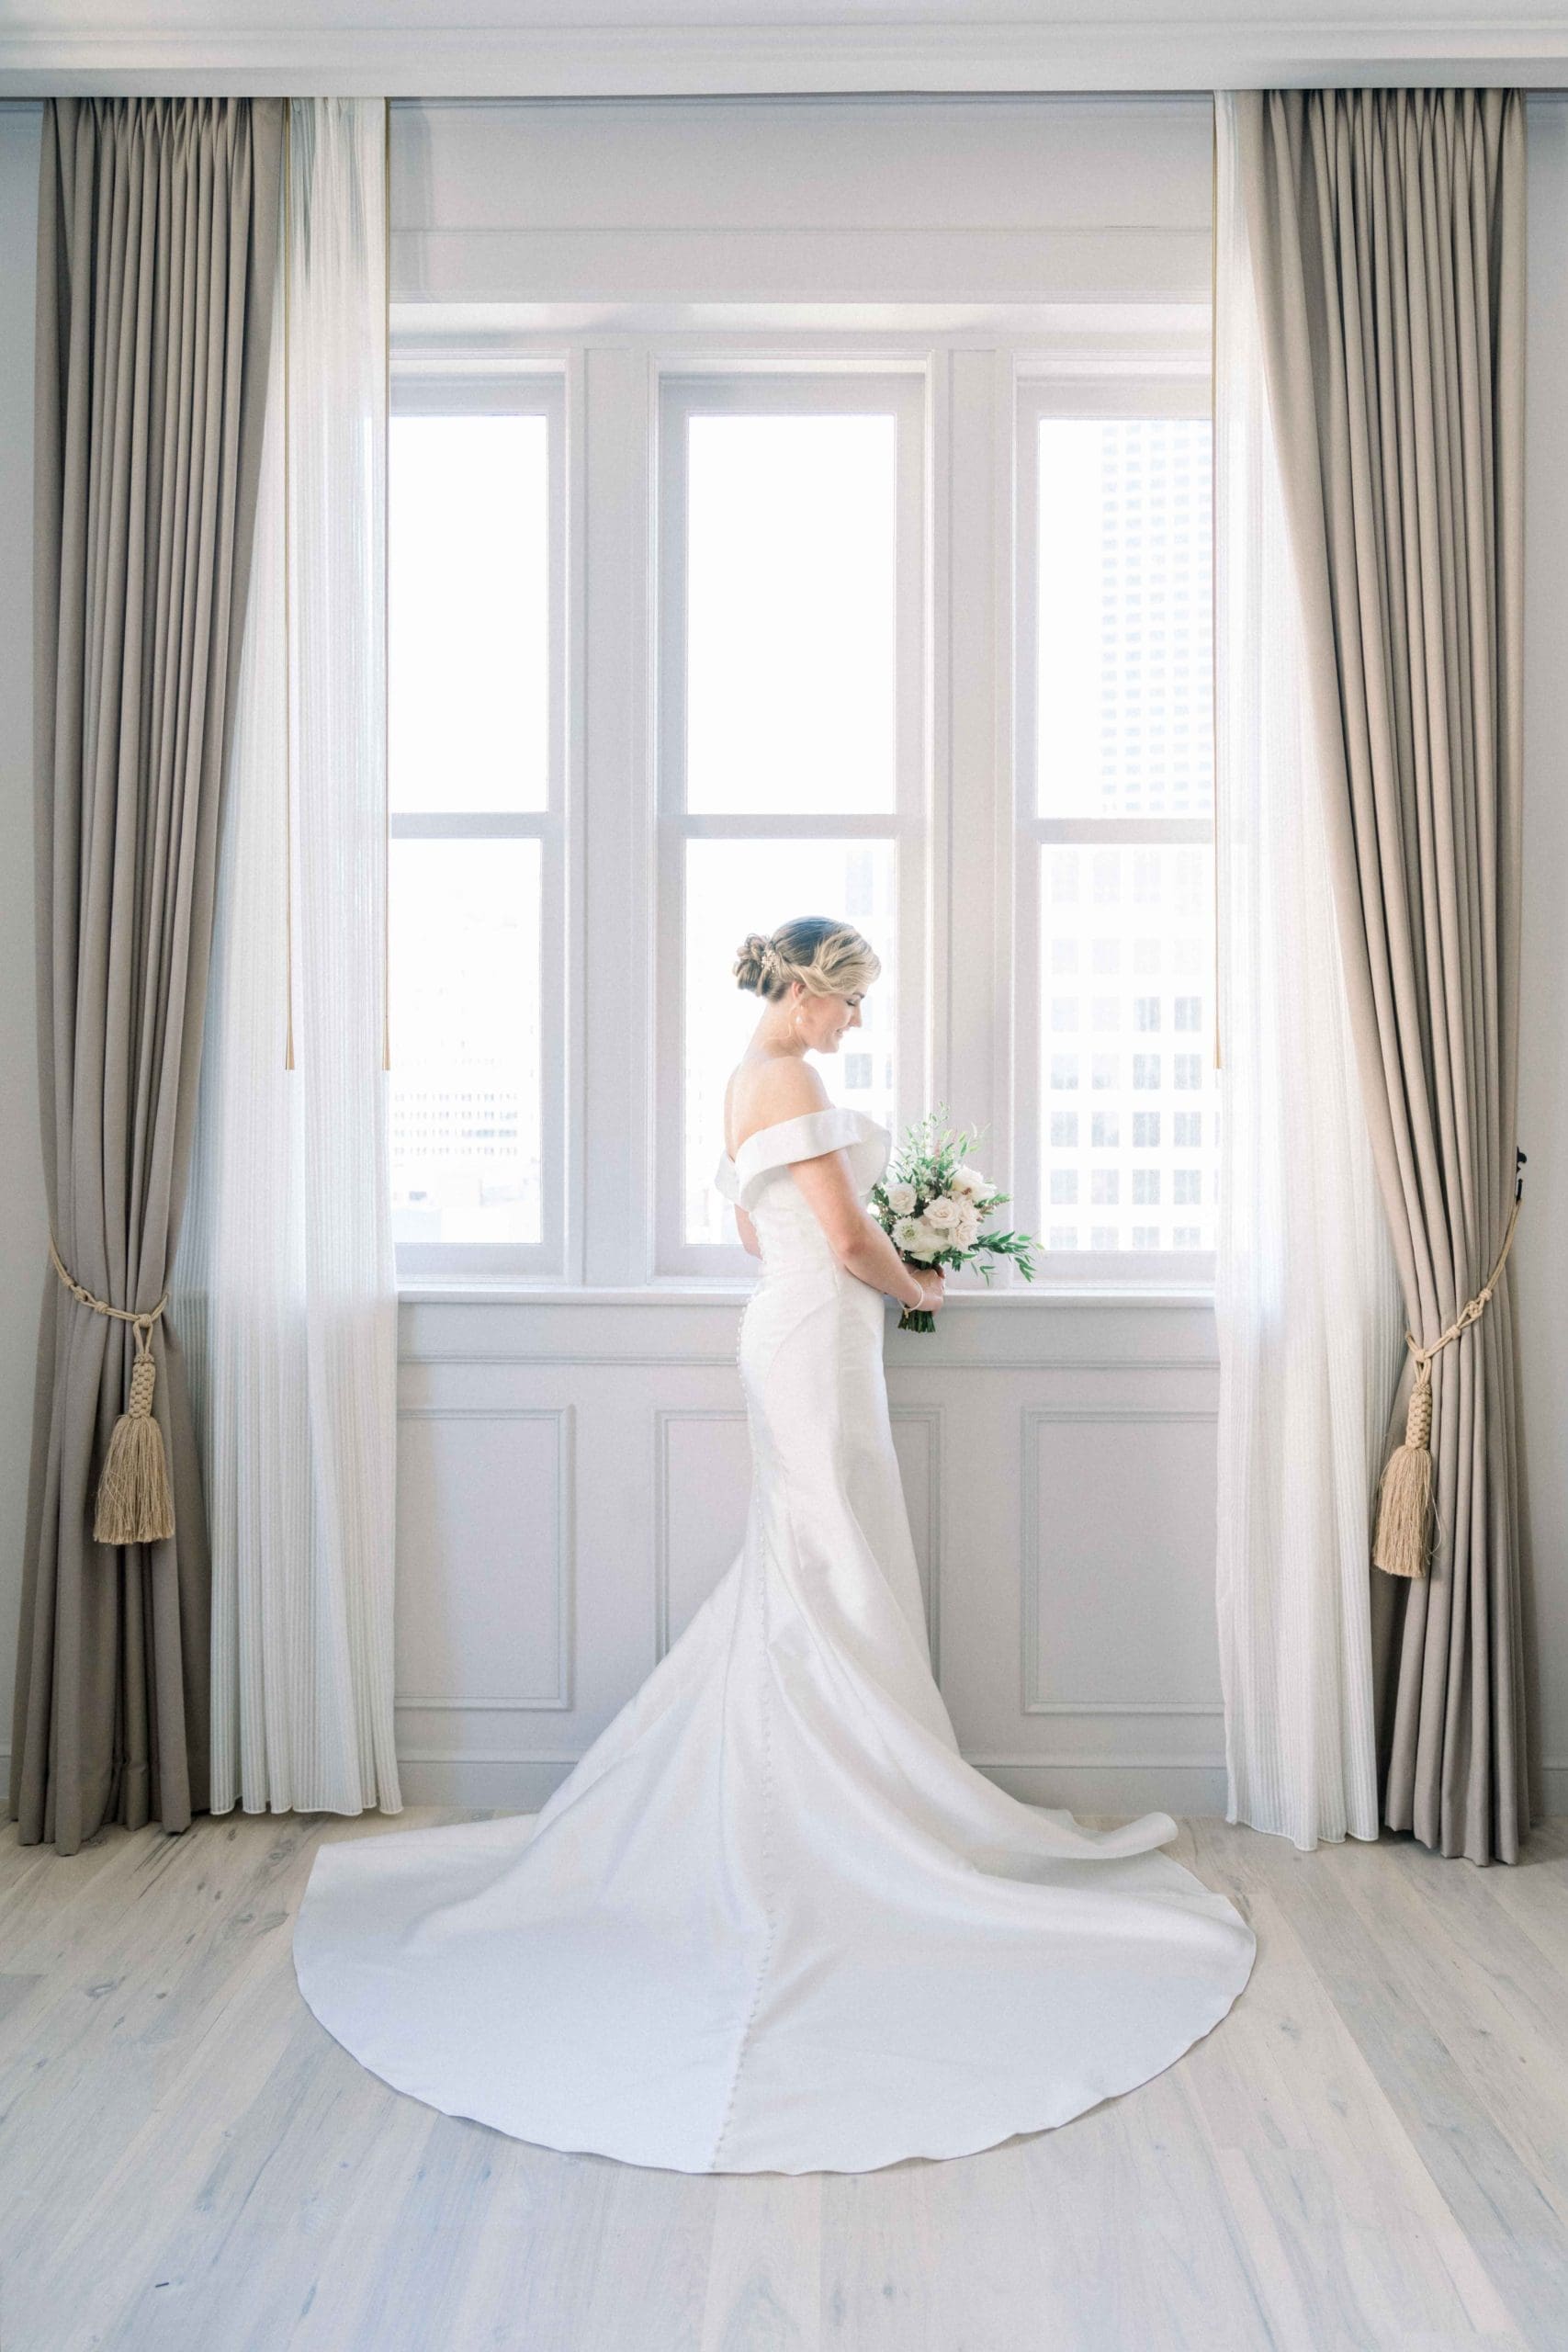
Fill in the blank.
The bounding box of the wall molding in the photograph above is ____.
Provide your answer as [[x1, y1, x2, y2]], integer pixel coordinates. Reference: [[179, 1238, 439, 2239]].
[[395, 1403, 577, 1712], [4, 21, 1567, 99], [409, 1351, 746, 1371], [890, 1405, 944, 1681], [650, 1403, 945, 1674], [2, 1746, 1561, 1826], [389, 1747, 1235, 1816], [651, 1407, 747, 1660], [1020, 1401, 1221, 1717], [400, 1350, 1218, 1374]]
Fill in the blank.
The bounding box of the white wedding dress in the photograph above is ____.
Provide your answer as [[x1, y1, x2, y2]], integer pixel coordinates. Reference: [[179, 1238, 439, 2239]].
[[293, 1105, 1256, 2174]]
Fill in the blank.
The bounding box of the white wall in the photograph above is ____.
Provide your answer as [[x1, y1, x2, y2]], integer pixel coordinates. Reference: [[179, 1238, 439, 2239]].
[[391, 94, 1213, 309], [0, 101, 43, 1772]]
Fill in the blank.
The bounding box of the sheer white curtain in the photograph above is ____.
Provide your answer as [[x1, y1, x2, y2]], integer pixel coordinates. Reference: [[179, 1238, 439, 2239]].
[[1212, 94, 1404, 1851], [178, 99, 400, 1815]]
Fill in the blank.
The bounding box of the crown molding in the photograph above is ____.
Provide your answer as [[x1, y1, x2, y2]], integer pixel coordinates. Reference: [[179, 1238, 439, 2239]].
[[4, 17, 1568, 99]]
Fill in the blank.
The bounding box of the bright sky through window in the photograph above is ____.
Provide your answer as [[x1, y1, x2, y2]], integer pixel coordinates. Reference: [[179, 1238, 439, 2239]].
[[1036, 416, 1213, 821], [390, 837, 544, 1247], [685, 414, 897, 816], [1034, 413, 1216, 1252], [388, 408, 553, 1251], [389, 413, 549, 815]]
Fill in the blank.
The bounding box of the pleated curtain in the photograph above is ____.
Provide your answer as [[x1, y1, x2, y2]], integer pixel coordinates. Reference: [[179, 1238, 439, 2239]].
[[176, 99, 401, 1815], [1213, 99, 1407, 1851], [14, 99, 282, 1855], [1218, 88, 1530, 1864]]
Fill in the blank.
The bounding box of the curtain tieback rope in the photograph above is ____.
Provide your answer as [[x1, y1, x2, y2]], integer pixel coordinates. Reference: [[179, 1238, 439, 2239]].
[[1372, 1169, 1525, 1581], [48, 1238, 175, 1545]]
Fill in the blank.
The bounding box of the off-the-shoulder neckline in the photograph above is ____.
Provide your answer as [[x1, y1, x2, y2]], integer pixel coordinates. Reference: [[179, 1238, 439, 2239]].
[[718, 1104, 889, 1172]]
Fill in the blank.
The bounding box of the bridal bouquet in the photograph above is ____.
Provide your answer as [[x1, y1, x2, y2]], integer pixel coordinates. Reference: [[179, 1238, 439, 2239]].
[[870, 1108, 1037, 1332]]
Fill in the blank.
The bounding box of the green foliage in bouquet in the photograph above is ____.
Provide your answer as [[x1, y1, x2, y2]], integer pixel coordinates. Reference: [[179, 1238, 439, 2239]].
[[867, 1105, 1037, 1332]]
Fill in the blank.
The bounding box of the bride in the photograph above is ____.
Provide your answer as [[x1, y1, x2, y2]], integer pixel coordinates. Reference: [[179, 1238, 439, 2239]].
[[293, 915, 1256, 2175]]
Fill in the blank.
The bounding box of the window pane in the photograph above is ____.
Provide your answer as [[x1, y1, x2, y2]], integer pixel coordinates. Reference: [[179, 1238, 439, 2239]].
[[390, 839, 542, 1245], [1036, 416, 1212, 820], [390, 413, 549, 814], [683, 838, 897, 1243], [1038, 843, 1215, 1251], [684, 413, 897, 815]]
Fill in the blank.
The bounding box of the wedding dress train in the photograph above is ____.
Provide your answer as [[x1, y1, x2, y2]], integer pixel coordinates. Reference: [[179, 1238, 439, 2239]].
[[293, 1105, 1256, 2174]]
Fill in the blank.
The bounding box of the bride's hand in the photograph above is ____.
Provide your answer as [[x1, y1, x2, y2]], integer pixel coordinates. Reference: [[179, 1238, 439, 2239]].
[[913, 1268, 947, 1314]]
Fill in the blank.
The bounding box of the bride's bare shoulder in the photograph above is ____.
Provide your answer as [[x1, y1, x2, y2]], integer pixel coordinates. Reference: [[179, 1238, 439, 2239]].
[[724, 1055, 830, 1153]]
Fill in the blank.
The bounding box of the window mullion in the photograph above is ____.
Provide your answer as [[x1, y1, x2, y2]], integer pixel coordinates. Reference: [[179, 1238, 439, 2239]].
[[581, 343, 656, 1289]]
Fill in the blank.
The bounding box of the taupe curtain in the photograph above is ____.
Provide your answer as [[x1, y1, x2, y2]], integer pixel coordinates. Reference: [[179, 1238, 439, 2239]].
[[12, 97, 282, 1855], [1234, 88, 1529, 1863]]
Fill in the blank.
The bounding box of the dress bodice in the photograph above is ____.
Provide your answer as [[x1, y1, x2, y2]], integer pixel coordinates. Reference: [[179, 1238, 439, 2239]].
[[715, 1107, 890, 1275]]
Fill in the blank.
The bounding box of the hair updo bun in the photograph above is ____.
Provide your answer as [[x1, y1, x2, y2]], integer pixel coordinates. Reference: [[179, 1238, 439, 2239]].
[[732, 933, 776, 994], [731, 918, 882, 1003]]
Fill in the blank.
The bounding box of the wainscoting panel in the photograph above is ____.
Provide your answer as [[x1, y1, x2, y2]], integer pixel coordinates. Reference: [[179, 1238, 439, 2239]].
[[393, 1292, 1230, 1815], [1021, 1404, 1224, 1719], [395, 1405, 575, 1712], [889, 1407, 942, 1673], [654, 1408, 750, 1655]]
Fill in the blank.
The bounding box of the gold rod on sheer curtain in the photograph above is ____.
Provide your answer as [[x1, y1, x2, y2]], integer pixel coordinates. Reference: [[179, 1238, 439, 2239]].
[[382, 97, 392, 1072], [283, 98, 297, 1072], [1209, 95, 1222, 1075]]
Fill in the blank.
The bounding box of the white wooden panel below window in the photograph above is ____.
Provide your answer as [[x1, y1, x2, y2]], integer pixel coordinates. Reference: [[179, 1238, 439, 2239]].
[[652, 1401, 943, 1665], [390, 1296, 1233, 1814], [654, 1408, 750, 1655], [1021, 1404, 1223, 1715], [396, 1406, 574, 1710], [889, 1408, 941, 1672]]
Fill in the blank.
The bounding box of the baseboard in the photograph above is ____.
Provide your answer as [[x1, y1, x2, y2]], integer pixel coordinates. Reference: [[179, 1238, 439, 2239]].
[[373, 1750, 1568, 1823], [390, 1748, 1236, 1819], [2, 1748, 1563, 1828]]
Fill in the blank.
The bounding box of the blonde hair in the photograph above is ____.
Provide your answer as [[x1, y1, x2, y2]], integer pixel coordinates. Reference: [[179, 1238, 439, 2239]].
[[732, 917, 882, 1003]]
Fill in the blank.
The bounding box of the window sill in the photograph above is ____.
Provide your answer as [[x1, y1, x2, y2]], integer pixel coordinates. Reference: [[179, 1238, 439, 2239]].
[[397, 1279, 1216, 1308]]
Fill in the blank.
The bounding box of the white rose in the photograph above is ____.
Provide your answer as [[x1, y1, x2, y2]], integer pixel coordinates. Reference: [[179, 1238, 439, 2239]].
[[886, 1182, 918, 1216], [954, 1205, 981, 1250], [949, 1164, 985, 1197], [924, 1194, 962, 1229]]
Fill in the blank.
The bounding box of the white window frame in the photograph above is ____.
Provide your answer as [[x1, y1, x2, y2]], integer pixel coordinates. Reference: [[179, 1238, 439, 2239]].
[[389, 368, 570, 1282], [652, 369, 930, 1278], [383, 314, 1214, 1304], [1013, 370, 1217, 1290]]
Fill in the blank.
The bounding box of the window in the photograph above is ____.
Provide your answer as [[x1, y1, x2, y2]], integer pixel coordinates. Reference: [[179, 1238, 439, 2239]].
[[1016, 388, 1216, 1272], [388, 378, 566, 1277], [383, 315, 1213, 1296], [656, 376, 926, 1272]]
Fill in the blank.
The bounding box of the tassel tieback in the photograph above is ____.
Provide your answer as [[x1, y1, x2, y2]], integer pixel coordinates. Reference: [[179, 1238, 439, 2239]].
[[1372, 1187, 1523, 1581], [49, 1238, 175, 1545]]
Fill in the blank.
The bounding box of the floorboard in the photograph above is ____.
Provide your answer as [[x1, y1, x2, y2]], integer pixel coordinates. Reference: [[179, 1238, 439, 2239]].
[[0, 1807, 1562, 2352]]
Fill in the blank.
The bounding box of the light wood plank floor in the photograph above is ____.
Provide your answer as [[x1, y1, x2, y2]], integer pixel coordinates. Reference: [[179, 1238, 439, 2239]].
[[1, 1804, 1565, 2352]]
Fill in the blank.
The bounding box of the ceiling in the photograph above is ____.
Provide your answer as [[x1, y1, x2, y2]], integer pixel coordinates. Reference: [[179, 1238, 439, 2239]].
[[4, 0, 1568, 97]]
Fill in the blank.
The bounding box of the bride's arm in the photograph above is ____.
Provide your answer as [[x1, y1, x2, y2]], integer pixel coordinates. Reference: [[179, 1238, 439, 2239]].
[[734, 1205, 761, 1258], [789, 1152, 945, 1314]]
